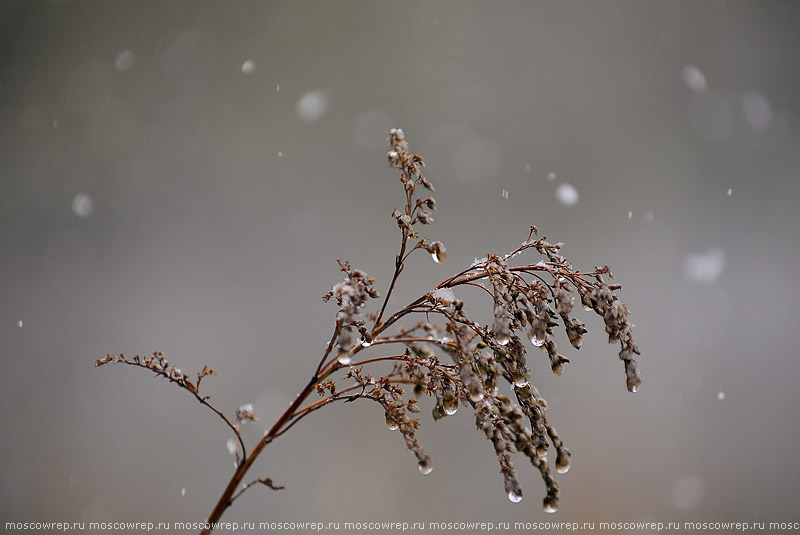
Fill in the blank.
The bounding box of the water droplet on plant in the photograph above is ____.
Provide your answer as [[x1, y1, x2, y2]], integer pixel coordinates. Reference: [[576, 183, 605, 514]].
[[429, 244, 446, 264], [628, 383, 640, 393], [385, 413, 399, 431], [418, 459, 433, 475], [528, 330, 546, 347], [507, 490, 523, 503], [496, 334, 510, 346], [469, 391, 484, 402], [513, 376, 529, 388], [543, 501, 558, 513], [443, 399, 458, 415], [556, 459, 571, 474], [360, 339, 373, 347], [337, 354, 352, 365]]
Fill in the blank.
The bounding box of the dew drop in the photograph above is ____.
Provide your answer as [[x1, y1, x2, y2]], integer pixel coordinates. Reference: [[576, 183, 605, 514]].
[[337, 354, 352, 365], [496, 335, 510, 346], [469, 391, 485, 403], [628, 384, 640, 393], [443, 401, 458, 416], [418, 459, 433, 475], [556, 459, 571, 474], [528, 330, 546, 347], [513, 376, 529, 388], [507, 490, 523, 503], [360, 339, 373, 348], [543, 501, 558, 514], [385, 413, 399, 431]]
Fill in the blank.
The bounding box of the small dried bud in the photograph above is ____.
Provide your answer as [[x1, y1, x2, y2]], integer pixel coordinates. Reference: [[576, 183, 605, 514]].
[[419, 175, 435, 191], [417, 211, 434, 224]]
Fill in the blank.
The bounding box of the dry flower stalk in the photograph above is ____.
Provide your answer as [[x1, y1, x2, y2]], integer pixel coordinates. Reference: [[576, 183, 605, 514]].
[[97, 129, 641, 533]]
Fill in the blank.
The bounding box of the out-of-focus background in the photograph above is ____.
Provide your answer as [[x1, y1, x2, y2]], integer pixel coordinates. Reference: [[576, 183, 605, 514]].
[[2, 1, 799, 532]]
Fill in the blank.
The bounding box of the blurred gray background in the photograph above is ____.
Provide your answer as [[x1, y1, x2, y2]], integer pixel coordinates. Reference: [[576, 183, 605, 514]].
[[2, 0, 799, 532]]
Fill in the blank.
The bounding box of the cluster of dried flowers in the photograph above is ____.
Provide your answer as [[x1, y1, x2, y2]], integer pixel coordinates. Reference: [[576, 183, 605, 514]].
[[97, 129, 641, 533]]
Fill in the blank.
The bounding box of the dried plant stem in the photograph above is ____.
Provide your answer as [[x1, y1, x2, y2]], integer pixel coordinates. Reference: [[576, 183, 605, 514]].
[[200, 378, 317, 534], [99, 129, 642, 533]]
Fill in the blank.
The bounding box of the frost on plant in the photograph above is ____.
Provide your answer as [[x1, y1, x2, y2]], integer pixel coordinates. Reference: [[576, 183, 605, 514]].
[[97, 129, 641, 533]]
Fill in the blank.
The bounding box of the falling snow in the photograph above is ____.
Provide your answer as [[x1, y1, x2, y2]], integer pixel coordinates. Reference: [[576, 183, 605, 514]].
[[241, 59, 255, 74], [671, 475, 706, 509], [683, 248, 726, 283], [555, 183, 579, 206], [296, 90, 329, 122], [114, 50, 135, 72], [72, 193, 94, 218], [432, 287, 456, 304], [682, 65, 707, 94]]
